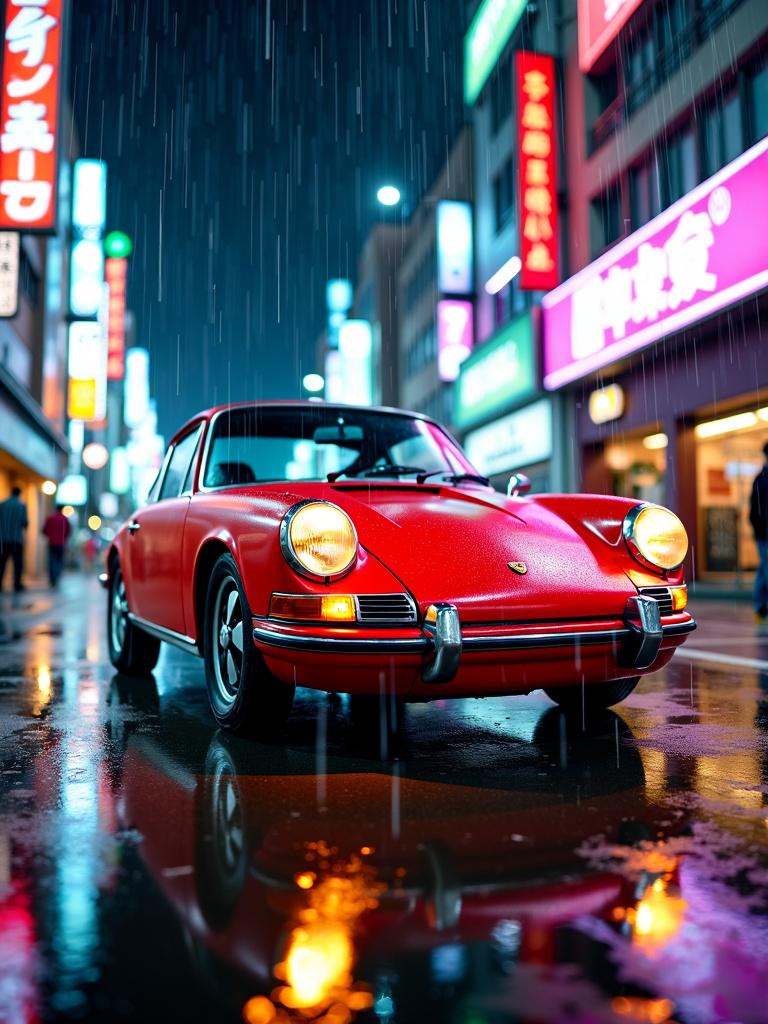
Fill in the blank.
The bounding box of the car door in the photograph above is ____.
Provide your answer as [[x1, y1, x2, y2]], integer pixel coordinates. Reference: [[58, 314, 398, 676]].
[[126, 423, 204, 637]]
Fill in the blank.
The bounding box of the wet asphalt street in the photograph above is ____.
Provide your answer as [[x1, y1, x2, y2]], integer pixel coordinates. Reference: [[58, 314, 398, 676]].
[[1, 576, 767, 1024]]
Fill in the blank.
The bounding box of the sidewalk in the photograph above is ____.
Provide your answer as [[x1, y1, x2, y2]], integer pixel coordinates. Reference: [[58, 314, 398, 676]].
[[0, 572, 102, 635]]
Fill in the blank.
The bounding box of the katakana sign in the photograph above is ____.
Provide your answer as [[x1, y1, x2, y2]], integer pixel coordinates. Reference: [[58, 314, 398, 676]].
[[105, 256, 127, 380], [0, 0, 63, 232], [542, 136, 768, 390], [515, 51, 558, 292]]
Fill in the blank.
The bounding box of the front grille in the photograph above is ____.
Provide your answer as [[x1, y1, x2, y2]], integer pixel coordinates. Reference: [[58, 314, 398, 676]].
[[639, 586, 673, 616], [356, 594, 417, 623]]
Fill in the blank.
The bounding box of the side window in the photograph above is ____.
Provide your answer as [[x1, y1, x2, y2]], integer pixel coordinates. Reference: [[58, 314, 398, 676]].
[[158, 426, 203, 501]]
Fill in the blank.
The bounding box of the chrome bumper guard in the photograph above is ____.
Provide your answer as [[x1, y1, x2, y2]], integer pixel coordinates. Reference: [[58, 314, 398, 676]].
[[252, 600, 696, 684]]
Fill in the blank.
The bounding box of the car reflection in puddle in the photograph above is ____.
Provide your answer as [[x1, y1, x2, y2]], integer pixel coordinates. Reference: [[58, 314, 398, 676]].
[[108, 675, 768, 1024]]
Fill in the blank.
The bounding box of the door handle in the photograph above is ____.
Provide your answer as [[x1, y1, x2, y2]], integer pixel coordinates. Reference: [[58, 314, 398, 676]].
[[128, 521, 141, 533]]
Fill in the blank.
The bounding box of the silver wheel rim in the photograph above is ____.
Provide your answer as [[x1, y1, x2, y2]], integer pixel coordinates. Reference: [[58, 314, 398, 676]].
[[111, 573, 129, 653], [211, 575, 245, 707]]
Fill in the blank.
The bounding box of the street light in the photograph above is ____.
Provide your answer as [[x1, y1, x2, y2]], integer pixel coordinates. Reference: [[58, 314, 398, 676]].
[[302, 372, 325, 393], [376, 185, 401, 207]]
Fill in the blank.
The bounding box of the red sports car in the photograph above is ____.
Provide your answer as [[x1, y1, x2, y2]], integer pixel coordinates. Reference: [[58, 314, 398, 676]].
[[103, 401, 695, 732]]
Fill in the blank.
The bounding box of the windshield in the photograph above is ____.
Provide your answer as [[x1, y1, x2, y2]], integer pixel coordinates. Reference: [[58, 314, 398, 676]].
[[201, 406, 473, 487]]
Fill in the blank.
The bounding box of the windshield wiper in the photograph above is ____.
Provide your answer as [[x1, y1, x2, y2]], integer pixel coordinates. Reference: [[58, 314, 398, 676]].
[[327, 463, 427, 482], [415, 470, 491, 486]]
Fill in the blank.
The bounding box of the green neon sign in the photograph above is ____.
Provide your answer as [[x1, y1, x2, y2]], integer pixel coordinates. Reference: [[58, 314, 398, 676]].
[[104, 230, 133, 258], [454, 312, 536, 429], [463, 0, 527, 105]]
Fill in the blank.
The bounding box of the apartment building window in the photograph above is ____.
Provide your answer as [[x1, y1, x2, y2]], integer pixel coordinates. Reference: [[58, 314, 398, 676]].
[[660, 127, 697, 206], [702, 89, 743, 178], [404, 241, 436, 310], [630, 158, 661, 229], [405, 322, 437, 378], [624, 23, 655, 114], [493, 157, 515, 233], [490, 52, 513, 135], [590, 182, 622, 259], [748, 62, 768, 144], [19, 248, 39, 307]]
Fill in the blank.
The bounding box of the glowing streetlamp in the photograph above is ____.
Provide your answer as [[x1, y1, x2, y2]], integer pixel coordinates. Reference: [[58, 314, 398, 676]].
[[376, 185, 401, 207], [302, 373, 325, 394]]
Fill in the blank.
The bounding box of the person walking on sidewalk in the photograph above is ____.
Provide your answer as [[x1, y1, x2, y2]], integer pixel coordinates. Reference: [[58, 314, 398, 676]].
[[750, 440, 768, 624], [42, 505, 71, 588], [0, 486, 28, 592]]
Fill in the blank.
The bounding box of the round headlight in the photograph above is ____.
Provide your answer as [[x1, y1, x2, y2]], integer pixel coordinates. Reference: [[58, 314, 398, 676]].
[[281, 501, 358, 579], [624, 504, 688, 571]]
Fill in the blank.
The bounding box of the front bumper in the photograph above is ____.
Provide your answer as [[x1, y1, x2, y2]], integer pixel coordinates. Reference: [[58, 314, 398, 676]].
[[253, 595, 696, 685]]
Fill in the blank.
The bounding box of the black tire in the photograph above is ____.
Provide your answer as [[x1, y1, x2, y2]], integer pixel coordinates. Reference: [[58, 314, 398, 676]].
[[203, 553, 295, 734], [544, 676, 640, 714], [107, 565, 161, 675]]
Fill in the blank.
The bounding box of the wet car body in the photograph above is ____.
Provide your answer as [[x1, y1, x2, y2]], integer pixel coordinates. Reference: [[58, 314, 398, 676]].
[[103, 401, 696, 729]]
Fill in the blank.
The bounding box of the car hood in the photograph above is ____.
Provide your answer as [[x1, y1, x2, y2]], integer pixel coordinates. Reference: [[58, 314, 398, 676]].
[[326, 484, 634, 622]]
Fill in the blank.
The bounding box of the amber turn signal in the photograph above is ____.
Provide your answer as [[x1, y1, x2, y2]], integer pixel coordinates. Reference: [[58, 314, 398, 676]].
[[269, 593, 357, 622], [670, 585, 688, 612], [424, 604, 438, 625]]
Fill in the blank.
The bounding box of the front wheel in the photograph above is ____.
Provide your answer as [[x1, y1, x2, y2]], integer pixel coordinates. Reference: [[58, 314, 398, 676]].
[[544, 676, 640, 714], [203, 553, 295, 734], [107, 566, 160, 675]]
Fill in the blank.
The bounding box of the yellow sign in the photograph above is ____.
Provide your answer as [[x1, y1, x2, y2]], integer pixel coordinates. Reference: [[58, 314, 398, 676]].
[[68, 378, 97, 421], [588, 384, 625, 425]]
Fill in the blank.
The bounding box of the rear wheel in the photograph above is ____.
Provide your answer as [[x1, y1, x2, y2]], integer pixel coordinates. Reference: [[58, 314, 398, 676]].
[[203, 553, 295, 734], [107, 566, 160, 675], [544, 676, 640, 714]]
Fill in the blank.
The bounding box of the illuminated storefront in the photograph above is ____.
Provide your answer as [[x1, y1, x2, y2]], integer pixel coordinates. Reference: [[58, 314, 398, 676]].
[[543, 138, 768, 584]]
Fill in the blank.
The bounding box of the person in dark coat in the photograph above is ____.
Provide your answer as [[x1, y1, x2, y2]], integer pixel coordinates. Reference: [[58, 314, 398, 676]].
[[0, 486, 28, 592], [750, 440, 768, 622], [42, 505, 71, 587]]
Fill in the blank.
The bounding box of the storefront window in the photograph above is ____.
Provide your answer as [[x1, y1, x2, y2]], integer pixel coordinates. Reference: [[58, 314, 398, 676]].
[[694, 411, 766, 580], [604, 429, 667, 505]]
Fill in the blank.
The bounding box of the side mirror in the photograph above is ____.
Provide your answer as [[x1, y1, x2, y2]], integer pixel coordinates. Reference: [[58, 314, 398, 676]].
[[507, 472, 531, 497]]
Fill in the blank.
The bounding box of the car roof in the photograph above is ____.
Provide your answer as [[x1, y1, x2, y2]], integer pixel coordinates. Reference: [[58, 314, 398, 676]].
[[168, 400, 436, 446]]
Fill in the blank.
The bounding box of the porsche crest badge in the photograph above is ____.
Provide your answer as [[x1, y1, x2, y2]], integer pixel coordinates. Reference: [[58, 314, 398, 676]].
[[508, 561, 527, 575]]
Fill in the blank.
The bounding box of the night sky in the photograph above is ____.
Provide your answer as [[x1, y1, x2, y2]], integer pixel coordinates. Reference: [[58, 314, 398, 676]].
[[70, 0, 467, 439]]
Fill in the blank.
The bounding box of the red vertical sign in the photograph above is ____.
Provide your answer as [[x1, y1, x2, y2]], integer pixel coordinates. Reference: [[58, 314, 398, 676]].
[[577, 0, 645, 74], [515, 51, 558, 292], [0, 0, 63, 232], [105, 257, 127, 380]]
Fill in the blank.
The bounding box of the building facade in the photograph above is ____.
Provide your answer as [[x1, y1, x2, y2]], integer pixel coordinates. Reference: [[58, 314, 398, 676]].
[[544, 0, 768, 585], [455, 0, 572, 493], [397, 128, 474, 424]]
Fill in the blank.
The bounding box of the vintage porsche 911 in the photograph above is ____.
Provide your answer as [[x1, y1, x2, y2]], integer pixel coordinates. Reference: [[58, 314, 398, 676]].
[[103, 401, 695, 733]]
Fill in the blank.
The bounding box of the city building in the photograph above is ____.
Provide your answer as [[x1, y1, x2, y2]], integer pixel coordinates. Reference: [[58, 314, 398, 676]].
[[0, 105, 75, 580], [350, 224, 406, 407], [455, 0, 571, 493], [543, 0, 768, 586], [397, 127, 473, 424]]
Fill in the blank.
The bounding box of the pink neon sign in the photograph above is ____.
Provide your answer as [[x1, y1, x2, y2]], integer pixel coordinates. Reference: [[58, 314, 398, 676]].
[[542, 137, 768, 391], [437, 299, 474, 382]]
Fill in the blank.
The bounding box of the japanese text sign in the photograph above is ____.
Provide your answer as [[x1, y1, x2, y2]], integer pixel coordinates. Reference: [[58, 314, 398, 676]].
[[0, 0, 63, 232], [105, 257, 127, 380], [542, 137, 768, 390], [515, 52, 558, 292], [578, 0, 645, 73]]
